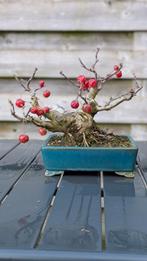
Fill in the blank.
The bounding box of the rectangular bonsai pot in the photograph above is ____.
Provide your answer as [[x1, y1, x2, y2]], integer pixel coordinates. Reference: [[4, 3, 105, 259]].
[[41, 135, 138, 172]]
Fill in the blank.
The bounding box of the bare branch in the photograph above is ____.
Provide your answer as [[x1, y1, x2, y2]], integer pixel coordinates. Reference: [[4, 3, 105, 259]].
[[14, 75, 27, 91], [14, 68, 38, 92], [60, 70, 88, 103], [78, 91, 88, 103], [79, 57, 98, 81], [78, 49, 101, 81], [79, 58, 92, 72], [27, 67, 38, 91], [9, 99, 65, 132], [60, 71, 79, 88], [133, 73, 143, 91], [96, 78, 143, 112], [24, 107, 31, 117], [92, 48, 100, 70]]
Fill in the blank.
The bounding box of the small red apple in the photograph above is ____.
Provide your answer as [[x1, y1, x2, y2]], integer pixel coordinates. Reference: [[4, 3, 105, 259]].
[[114, 65, 120, 71], [30, 107, 38, 114], [116, 71, 122, 78], [43, 107, 50, 113], [88, 79, 97, 88], [36, 108, 44, 116], [39, 128, 47, 136], [77, 75, 86, 84], [39, 80, 45, 88], [19, 134, 29, 143], [71, 100, 79, 109], [15, 99, 25, 108], [43, 90, 51, 98], [82, 103, 92, 114]]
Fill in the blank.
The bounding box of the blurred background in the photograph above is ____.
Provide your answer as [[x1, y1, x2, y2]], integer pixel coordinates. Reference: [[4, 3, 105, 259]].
[[0, 0, 147, 140]]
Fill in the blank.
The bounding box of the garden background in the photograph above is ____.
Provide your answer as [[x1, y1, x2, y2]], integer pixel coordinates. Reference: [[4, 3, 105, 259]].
[[0, 0, 147, 140]]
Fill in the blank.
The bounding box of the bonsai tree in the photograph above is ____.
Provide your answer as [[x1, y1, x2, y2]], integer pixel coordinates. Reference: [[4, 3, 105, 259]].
[[9, 49, 143, 146]]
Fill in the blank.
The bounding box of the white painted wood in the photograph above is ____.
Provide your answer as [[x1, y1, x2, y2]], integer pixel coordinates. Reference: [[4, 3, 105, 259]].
[[0, 49, 147, 78], [0, 79, 78, 95], [0, 0, 147, 31], [0, 32, 134, 50], [131, 125, 147, 140], [0, 32, 147, 78]]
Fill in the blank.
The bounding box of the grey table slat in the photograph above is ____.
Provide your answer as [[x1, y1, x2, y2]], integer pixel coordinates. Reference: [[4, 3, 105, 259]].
[[1, 250, 147, 261], [0, 141, 41, 202], [0, 153, 60, 249], [135, 141, 147, 187], [38, 172, 101, 252], [103, 171, 147, 253], [0, 140, 19, 159], [136, 141, 147, 173]]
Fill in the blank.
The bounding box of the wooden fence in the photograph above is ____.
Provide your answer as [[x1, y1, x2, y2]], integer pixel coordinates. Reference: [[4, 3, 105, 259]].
[[0, 0, 147, 139]]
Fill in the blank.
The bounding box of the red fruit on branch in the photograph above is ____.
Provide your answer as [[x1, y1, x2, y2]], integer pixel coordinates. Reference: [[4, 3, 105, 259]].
[[114, 65, 120, 71], [80, 81, 89, 91], [39, 80, 45, 88], [82, 104, 92, 114], [43, 107, 50, 113], [88, 79, 97, 88], [39, 128, 47, 136], [84, 80, 89, 89], [15, 99, 25, 108], [36, 108, 44, 116], [116, 71, 122, 78], [43, 90, 51, 98], [77, 75, 86, 84], [30, 107, 38, 114], [71, 100, 79, 109], [19, 134, 29, 143]]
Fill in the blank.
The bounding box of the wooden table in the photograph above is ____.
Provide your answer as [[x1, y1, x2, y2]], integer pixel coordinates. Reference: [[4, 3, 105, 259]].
[[0, 140, 147, 261]]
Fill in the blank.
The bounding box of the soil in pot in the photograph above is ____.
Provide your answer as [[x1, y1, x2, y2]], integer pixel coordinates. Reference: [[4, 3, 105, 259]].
[[47, 126, 132, 148]]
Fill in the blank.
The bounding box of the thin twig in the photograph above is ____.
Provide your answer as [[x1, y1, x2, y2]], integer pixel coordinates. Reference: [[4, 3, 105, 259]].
[[24, 107, 31, 117], [78, 90, 88, 104], [133, 73, 143, 92], [60, 70, 88, 103], [14, 75, 27, 91], [78, 49, 100, 80], [79, 58, 93, 73], [14, 67, 38, 92], [92, 48, 100, 69], [60, 71, 79, 88], [27, 67, 38, 91]]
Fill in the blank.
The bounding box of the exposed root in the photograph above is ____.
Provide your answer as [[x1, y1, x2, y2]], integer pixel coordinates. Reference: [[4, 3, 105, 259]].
[[48, 124, 131, 148], [83, 133, 89, 147]]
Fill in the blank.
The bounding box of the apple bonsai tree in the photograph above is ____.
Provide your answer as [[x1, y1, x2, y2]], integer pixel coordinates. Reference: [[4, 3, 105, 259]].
[[9, 49, 143, 147]]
